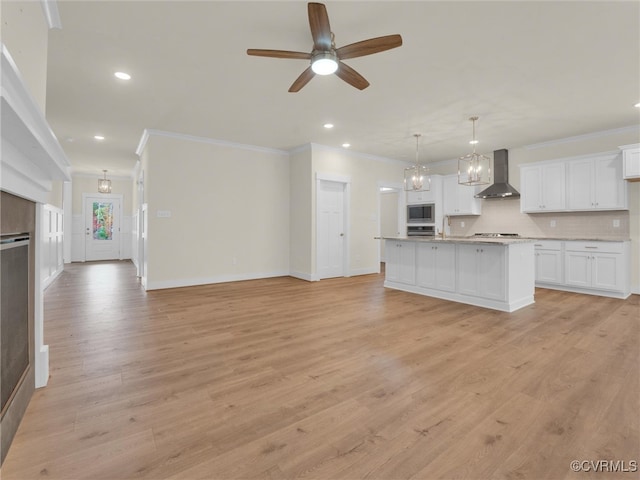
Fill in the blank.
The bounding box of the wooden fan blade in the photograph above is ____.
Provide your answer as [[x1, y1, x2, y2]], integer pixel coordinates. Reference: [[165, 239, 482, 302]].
[[247, 49, 311, 60], [335, 62, 369, 90], [336, 34, 403, 60], [308, 2, 332, 51], [289, 67, 315, 92]]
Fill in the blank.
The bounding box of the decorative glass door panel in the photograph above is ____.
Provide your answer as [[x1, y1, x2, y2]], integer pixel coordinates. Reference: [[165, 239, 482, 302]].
[[85, 196, 121, 261], [92, 202, 114, 240]]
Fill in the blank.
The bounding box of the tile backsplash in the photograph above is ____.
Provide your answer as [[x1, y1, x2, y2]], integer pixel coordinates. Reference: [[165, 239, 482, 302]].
[[449, 199, 630, 240]]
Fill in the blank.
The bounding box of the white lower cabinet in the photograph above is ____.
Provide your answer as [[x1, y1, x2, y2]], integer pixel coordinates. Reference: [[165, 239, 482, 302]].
[[385, 240, 415, 285], [416, 243, 456, 292], [457, 244, 505, 301], [564, 242, 625, 293], [534, 241, 563, 285], [534, 240, 630, 298]]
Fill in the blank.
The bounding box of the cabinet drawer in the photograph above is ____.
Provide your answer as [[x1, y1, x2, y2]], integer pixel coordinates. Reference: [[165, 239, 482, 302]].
[[564, 241, 624, 253], [533, 240, 562, 250]]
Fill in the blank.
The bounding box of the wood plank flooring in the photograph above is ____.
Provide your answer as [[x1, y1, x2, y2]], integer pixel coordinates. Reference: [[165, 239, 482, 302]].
[[1, 261, 638, 479]]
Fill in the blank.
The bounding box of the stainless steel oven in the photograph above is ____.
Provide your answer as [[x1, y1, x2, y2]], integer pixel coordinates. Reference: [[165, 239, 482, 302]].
[[407, 225, 435, 237]]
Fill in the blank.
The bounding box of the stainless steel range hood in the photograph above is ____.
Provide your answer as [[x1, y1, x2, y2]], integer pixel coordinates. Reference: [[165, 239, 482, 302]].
[[475, 149, 520, 199]]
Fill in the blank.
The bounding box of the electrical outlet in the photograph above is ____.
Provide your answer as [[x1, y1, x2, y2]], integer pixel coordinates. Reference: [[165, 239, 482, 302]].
[[550, 220, 556, 228], [460, 221, 465, 228], [613, 219, 620, 228], [156, 210, 171, 218], [232, 257, 237, 265]]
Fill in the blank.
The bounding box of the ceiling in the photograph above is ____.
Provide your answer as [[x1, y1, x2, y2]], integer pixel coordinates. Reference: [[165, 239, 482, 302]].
[[45, 1, 640, 177]]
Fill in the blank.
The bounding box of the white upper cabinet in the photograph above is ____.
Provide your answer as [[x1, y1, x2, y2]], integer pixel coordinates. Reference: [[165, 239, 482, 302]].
[[406, 175, 442, 205], [620, 144, 640, 180], [520, 163, 566, 212], [520, 152, 627, 213], [442, 175, 482, 216], [567, 153, 627, 210]]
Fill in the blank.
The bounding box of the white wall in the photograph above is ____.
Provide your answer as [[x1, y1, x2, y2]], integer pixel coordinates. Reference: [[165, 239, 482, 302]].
[[311, 145, 405, 276], [380, 190, 400, 260], [0, 0, 49, 112], [289, 147, 313, 280], [142, 134, 290, 289]]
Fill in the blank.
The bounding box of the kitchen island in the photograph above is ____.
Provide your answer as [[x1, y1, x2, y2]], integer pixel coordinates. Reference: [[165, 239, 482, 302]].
[[382, 236, 535, 312]]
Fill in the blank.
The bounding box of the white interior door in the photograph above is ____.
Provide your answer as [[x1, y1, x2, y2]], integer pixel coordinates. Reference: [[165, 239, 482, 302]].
[[317, 180, 346, 279], [84, 196, 121, 261]]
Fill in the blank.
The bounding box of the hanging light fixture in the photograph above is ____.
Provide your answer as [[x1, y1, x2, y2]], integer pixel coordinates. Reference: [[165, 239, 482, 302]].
[[458, 116, 491, 186], [404, 133, 431, 192], [98, 170, 112, 193]]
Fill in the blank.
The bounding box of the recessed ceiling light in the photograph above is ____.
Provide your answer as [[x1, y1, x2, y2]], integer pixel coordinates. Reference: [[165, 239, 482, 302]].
[[342, 143, 351, 148], [94, 135, 105, 140], [323, 123, 334, 129], [114, 72, 131, 80], [635, 102, 640, 108]]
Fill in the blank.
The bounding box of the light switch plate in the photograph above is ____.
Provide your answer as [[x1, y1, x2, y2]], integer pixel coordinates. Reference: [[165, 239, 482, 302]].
[[613, 219, 620, 228], [550, 220, 556, 227]]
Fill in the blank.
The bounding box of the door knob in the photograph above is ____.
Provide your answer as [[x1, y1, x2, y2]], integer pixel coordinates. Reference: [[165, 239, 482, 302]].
[[340, 233, 344, 237]]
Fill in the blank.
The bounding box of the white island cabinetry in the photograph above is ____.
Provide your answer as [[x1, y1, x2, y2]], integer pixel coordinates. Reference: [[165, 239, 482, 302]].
[[457, 244, 506, 301], [385, 240, 415, 285], [416, 242, 456, 292], [383, 237, 535, 312]]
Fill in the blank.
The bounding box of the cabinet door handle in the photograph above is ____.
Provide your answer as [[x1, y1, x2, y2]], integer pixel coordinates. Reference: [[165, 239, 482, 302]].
[[585, 246, 598, 249]]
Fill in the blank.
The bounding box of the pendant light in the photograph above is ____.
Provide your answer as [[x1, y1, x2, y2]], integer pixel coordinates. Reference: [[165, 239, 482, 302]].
[[98, 170, 112, 193], [458, 116, 491, 186], [404, 133, 431, 192]]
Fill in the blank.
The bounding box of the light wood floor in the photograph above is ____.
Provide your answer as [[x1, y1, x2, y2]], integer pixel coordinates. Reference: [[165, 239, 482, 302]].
[[2, 261, 638, 479]]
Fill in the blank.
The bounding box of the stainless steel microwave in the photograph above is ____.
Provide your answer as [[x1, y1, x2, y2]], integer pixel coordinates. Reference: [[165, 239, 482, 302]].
[[407, 203, 435, 223]]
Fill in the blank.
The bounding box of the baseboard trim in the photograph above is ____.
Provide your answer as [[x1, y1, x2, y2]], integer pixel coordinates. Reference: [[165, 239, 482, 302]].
[[146, 270, 290, 290], [289, 271, 317, 282], [350, 267, 380, 276]]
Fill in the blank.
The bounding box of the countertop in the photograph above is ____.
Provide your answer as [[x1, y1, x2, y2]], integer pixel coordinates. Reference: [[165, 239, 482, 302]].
[[378, 236, 631, 245], [378, 236, 535, 245]]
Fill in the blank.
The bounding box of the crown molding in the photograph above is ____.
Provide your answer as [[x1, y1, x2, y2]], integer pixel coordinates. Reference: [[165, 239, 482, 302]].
[[524, 125, 640, 150], [135, 128, 289, 157], [40, 0, 62, 29]]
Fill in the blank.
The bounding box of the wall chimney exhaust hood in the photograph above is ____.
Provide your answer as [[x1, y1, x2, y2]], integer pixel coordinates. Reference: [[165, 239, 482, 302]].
[[475, 149, 520, 199]]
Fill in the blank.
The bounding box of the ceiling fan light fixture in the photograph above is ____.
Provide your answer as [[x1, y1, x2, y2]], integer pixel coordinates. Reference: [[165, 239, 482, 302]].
[[311, 52, 338, 75]]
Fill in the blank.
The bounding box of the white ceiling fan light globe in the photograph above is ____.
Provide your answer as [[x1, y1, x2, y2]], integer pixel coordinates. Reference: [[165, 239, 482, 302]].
[[311, 52, 338, 75]]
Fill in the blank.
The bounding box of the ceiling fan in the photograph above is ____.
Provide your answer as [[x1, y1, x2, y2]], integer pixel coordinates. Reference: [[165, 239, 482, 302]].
[[247, 2, 403, 92]]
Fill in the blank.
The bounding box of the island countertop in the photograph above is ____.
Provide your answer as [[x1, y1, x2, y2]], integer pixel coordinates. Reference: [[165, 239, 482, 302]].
[[377, 236, 536, 245]]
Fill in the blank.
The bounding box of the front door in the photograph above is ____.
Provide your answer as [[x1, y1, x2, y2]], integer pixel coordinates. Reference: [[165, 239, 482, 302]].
[[317, 180, 345, 279], [85, 196, 121, 261]]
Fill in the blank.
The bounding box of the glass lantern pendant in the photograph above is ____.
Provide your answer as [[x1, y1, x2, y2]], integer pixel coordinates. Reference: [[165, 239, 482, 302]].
[[458, 116, 491, 186], [404, 133, 431, 192], [98, 169, 112, 193]]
